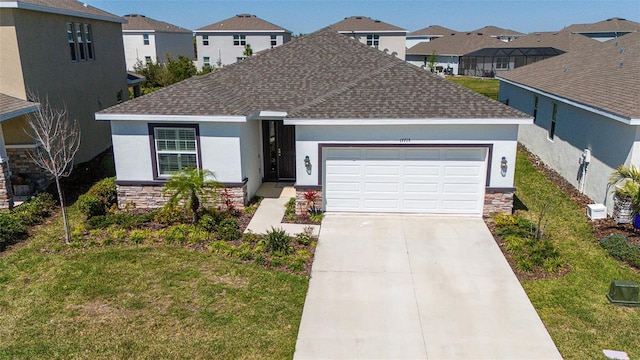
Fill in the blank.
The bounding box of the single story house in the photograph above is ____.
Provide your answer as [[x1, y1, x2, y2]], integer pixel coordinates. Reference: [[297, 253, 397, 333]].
[[498, 32, 640, 213], [405, 24, 456, 49], [97, 28, 531, 217], [562, 17, 640, 42]]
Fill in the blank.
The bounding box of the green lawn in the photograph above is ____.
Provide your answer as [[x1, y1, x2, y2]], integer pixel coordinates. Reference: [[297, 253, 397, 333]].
[[445, 76, 499, 100], [0, 208, 308, 359], [514, 148, 640, 359]]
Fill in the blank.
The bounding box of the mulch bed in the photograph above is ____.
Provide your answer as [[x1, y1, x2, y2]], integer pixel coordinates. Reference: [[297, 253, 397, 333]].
[[487, 144, 640, 281]]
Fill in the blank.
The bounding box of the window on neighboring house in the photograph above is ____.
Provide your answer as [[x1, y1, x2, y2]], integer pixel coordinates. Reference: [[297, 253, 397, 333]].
[[549, 103, 558, 140], [533, 96, 539, 123], [496, 57, 509, 70], [151, 126, 200, 178], [366, 34, 380, 48], [84, 24, 94, 60], [145, 56, 152, 64], [233, 34, 246, 46], [236, 56, 246, 62], [143, 34, 150, 45], [202, 35, 209, 46], [270, 35, 277, 47], [67, 23, 77, 61], [75, 23, 86, 60], [203, 56, 210, 67]]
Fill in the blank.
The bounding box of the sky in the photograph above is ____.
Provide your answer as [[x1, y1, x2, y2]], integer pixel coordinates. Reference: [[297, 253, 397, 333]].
[[85, 0, 640, 35]]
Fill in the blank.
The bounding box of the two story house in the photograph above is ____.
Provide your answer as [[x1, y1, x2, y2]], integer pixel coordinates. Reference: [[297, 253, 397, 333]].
[[194, 14, 291, 69], [122, 14, 194, 70], [0, 0, 127, 208], [330, 16, 407, 60], [406, 25, 456, 49]]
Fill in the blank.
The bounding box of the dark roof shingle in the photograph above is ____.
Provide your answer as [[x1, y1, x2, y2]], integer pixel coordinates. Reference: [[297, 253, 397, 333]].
[[408, 25, 457, 37], [100, 28, 527, 120], [0, 93, 39, 121], [0, 0, 123, 22], [562, 17, 640, 34], [499, 31, 596, 52], [499, 32, 640, 120], [407, 32, 506, 56]]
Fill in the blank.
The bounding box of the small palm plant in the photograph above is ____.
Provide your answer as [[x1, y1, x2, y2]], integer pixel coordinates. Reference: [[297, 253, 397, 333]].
[[163, 168, 220, 223], [609, 165, 640, 224]]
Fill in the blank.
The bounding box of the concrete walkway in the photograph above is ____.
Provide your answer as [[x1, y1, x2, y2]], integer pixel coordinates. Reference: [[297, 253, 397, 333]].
[[294, 214, 562, 360], [245, 183, 320, 236]]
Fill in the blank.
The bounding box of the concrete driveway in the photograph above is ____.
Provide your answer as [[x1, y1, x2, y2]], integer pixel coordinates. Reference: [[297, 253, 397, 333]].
[[294, 214, 562, 359]]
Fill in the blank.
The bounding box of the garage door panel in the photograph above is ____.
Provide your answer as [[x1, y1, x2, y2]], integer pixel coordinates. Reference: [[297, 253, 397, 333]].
[[324, 147, 487, 214]]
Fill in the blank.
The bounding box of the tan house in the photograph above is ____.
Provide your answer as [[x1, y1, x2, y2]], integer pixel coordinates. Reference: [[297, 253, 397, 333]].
[[0, 0, 128, 208], [330, 16, 407, 60]]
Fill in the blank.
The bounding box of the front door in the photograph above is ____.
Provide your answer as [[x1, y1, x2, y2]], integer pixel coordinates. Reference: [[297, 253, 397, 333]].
[[263, 120, 296, 180]]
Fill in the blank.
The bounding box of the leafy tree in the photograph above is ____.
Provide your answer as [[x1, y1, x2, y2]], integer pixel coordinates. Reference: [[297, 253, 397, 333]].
[[162, 168, 220, 223], [26, 93, 80, 244], [166, 54, 197, 82], [243, 44, 253, 58], [133, 55, 196, 90], [426, 51, 438, 73]]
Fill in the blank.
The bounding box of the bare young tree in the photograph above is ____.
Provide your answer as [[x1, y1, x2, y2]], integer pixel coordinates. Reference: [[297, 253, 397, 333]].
[[26, 94, 80, 244]]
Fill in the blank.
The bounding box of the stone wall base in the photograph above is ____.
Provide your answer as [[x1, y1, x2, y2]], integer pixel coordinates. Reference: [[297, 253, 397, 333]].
[[295, 187, 323, 216], [483, 189, 514, 217], [117, 182, 248, 210], [0, 161, 14, 210]]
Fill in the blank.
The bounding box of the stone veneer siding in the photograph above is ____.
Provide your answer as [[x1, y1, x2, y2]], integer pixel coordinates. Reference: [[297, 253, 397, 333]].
[[117, 182, 248, 210], [483, 189, 514, 217], [0, 161, 14, 210], [295, 187, 323, 216], [5, 147, 46, 179]]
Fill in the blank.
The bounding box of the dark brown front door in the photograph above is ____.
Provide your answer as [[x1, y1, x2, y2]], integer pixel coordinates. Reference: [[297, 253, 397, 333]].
[[263, 120, 296, 180]]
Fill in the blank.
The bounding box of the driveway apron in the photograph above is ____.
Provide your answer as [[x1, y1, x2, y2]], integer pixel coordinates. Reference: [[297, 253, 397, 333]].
[[293, 214, 562, 360]]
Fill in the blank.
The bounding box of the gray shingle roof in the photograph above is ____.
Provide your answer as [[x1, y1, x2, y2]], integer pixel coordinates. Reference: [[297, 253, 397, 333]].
[[468, 25, 524, 36], [563, 17, 640, 34], [122, 14, 191, 33], [408, 25, 457, 37], [0, 93, 38, 122], [499, 32, 640, 120], [330, 16, 406, 33], [196, 14, 290, 32], [407, 32, 506, 56], [99, 28, 528, 120], [0, 0, 123, 22], [499, 31, 596, 52]]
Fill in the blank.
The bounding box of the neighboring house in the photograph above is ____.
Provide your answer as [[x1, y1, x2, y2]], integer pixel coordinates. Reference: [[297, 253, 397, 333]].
[[468, 25, 525, 42], [406, 32, 505, 74], [459, 30, 597, 77], [498, 32, 640, 213], [96, 28, 531, 217], [0, 0, 128, 209], [122, 14, 194, 70], [194, 13, 291, 69], [562, 17, 640, 42], [406, 25, 456, 49], [330, 16, 407, 60]]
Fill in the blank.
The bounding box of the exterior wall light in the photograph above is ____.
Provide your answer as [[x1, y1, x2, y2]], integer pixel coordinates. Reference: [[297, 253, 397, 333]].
[[500, 156, 508, 177], [304, 155, 312, 175]]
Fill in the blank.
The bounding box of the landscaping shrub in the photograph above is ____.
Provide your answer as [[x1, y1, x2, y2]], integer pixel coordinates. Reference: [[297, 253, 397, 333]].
[[154, 205, 188, 225], [87, 177, 117, 207], [76, 194, 106, 218], [492, 213, 518, 227], [0, 215, 28, 248], [600, 234, 640, 267], [197, 214, 217, 233], [215, 217, 241, 241], [295, 226, 314, 246], [13, 193, 56, 226], [265, 227, 291, 255]]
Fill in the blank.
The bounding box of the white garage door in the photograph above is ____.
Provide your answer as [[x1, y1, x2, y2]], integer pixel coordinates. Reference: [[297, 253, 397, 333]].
[[324, 147, 487, 214]]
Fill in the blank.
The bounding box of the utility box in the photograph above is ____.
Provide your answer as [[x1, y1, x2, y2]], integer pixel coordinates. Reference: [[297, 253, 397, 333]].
[[607, 280, 640, 307], [587, 203, 607, 220]]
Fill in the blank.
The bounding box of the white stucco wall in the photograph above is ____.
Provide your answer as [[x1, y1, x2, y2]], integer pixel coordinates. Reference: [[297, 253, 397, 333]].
[[123, 32, 157, 70], [195, 32, 290, 69], [406, 36, 430, 49], [110, 120, 246, 184], [239, 120, 263, 199], [406, 54, 459, 73], [124, 31, 194, 70], [294, 124, 519, 189], [499, 81, 640, 212]]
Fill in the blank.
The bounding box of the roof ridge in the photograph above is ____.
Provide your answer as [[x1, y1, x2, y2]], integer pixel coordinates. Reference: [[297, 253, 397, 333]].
[[287, 58, 402, 117]]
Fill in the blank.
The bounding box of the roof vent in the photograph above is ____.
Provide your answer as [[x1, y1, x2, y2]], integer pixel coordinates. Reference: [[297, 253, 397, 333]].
[[355, 16, 363, 19], [620, 48, 626, 53], [620, 62, 624, 69], [374, 20, 381, 23], [563, 67, 569, 72]]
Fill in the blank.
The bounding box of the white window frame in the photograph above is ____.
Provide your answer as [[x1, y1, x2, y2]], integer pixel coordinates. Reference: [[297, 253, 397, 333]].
[[152, 126, 200, 178], [549, 103, 558, 140], [203, 56, 210, 67], [496, 57, 509, 70], [145, 56, 152, 64], [202, 35, 209, 46], [233, 34, 246, 46], [270, 35, 277, 47], [366, 34, 380, 48], [143, 34, 150, 45]]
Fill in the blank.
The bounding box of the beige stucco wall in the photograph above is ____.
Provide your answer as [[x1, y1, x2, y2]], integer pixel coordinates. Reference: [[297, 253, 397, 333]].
[[1, 115, 32, 145], [0, 9, 26, 99], [9, 9, 127, 163]]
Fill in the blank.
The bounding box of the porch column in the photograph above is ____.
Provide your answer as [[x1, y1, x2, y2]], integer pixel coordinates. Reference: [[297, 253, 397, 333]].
[[0, 125, 14, 209]]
